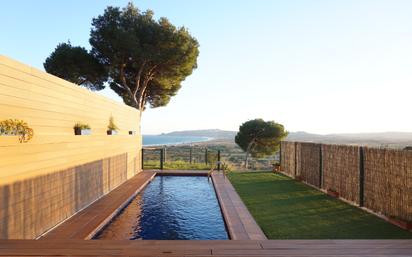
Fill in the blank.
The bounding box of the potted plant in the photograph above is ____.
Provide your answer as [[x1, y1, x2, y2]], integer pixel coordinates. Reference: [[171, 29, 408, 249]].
[[327, 188, 339, 198], [0, 119, 34, 143], [74, 123, 91, 135], [272, 162, 281, 173], [388, 216, 412, 230], [107, 116, 118, 135]]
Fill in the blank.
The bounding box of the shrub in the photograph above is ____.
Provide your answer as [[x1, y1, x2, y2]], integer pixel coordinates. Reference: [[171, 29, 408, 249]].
[[0, 119, 34, 143], [73, 123, 91, 130], [107, 116, 118, 131]]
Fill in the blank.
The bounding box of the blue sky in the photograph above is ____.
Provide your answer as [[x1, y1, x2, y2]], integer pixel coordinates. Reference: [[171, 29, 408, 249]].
[[1, 0, 412, 134]]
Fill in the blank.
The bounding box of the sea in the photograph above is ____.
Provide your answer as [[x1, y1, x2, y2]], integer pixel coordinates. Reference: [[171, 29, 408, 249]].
[[142, 135, 211, 146]]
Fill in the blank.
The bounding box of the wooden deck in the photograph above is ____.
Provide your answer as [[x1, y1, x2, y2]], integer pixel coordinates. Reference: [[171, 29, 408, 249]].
[[151, 169, 210, 176], [39, 170, 265, 241], [1, 239, 412, 256], [38, 170, 259, 239], [41, 171, 156, 239], [10, 170, 411, 256], [212, 172, 267, 240]]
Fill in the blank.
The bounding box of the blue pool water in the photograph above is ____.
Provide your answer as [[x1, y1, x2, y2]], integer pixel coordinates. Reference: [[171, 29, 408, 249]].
[[94, 176, 229, 240]]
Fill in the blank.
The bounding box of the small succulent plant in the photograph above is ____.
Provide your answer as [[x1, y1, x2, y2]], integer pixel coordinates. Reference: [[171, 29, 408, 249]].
[[107, 116, 118, 131], [73, 123, 91, 130]]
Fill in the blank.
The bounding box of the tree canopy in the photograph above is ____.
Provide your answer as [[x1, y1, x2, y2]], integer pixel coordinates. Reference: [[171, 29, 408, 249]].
[[44, 3, 199, 111], [235, 119, 288, 169], [44, 42, 107, 91]]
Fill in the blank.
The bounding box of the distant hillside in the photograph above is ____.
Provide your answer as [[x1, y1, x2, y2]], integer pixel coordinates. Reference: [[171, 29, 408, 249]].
[[286, 131, 412, 149], [160, 129, 412, 149], [161, 129, 237, 139]]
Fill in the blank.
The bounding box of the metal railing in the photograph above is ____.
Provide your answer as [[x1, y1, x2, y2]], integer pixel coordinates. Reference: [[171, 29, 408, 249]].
[[142, 145, 280, 171], [142, 146, 221, 170]]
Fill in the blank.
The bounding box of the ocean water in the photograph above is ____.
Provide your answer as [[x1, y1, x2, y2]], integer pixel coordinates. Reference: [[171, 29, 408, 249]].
[[142, 135, 210, 146]]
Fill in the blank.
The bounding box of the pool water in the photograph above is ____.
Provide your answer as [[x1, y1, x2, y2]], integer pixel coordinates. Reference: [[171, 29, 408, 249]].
[[94, 176, 229, 240]]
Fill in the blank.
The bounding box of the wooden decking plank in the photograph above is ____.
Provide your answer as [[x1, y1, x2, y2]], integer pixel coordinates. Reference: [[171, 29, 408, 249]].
[[151, 170, 210, 176], [212, 172, 267, 240], [261, 240, 412, 249], [0, 240, 262, 250], [213, 249, 412, 256], [1, 240, 412, 256], [41, 171, 156, 239]]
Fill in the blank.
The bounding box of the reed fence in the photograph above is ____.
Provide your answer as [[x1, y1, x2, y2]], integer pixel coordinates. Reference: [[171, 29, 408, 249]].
[[280, 141, 412, 224]]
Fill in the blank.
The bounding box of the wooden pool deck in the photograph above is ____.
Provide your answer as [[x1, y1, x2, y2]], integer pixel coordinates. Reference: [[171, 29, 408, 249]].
[[1, 239, 412, 256], [40, 170, 264, 241], [4, 170, 411, 256], [41, 171, 156, 239], [212, 172, 267, 240], [150, 169, 210, 176]]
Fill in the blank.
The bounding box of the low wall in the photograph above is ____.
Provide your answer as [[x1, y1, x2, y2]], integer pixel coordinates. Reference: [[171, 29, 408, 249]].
[[280, 141, 412, 223], [0, 56, 142, 239]]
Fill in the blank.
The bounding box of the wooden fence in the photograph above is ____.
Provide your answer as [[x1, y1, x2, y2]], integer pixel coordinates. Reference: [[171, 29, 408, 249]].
[[0, 56, 142, 239], [280, 141, 412, 223]]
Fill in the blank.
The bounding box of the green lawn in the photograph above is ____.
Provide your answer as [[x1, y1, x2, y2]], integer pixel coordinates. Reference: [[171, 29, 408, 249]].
[[228, 171, 412, 239]]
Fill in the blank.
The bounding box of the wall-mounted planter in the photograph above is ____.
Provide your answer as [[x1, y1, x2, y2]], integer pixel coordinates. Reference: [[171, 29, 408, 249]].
[[107, 130, 118, 135], [327, 188, 339, 198], [129, 131, 136, 135], [0, 133, 19, 143], [0, 131, 17, 136], [0, 119, 34, 143], [272, 164, 281, 173], [74, 128, 91, 135]]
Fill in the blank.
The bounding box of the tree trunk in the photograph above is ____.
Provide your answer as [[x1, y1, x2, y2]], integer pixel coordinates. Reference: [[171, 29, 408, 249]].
[[244, 150, 250, 170], [244, 141, 255, 170]]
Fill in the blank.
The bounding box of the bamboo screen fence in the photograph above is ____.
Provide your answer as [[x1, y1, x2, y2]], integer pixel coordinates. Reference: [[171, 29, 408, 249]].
[[281, 141, 412, 223]]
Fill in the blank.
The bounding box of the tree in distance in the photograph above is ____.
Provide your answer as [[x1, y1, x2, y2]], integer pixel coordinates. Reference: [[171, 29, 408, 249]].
[[44, 3, 199, 112], [235, 119, 288, 169]]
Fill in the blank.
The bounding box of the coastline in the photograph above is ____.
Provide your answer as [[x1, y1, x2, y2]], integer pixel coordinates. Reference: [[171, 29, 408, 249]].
[[142, 135, 214, 147]]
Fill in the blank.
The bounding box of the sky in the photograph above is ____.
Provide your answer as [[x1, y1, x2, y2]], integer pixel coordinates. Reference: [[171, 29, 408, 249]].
[[1, 0, 412, 135]]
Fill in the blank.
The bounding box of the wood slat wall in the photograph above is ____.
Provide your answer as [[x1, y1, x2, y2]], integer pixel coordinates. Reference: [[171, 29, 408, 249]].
[[0, 56, 142, 239]]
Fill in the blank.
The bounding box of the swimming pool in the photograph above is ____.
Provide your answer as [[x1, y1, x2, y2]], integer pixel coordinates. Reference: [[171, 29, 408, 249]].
[[94, 176, 229, 240]]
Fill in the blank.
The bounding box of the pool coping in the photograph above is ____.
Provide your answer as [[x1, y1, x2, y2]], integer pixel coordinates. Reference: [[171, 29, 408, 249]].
[[212, 172, 267, 240], [40, 171, 157, 239], [40, 170, 266, 241]]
